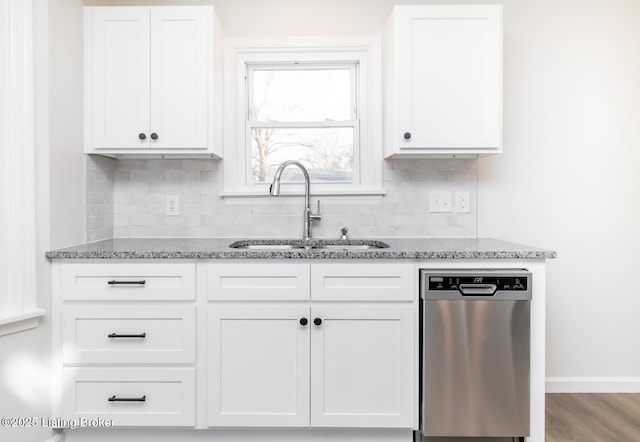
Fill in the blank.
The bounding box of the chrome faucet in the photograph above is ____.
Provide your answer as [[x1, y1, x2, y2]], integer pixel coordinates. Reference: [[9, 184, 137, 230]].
[[269, 160, 321, 240]]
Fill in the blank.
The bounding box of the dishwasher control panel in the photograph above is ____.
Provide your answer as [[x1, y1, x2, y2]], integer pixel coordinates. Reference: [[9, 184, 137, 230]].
[[428, 275, 528, 291], [420, 269, 532, 300]]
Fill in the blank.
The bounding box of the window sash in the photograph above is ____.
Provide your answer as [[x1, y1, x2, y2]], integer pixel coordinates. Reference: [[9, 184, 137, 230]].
[[245, 120, 361, 187], [246, 62, 359, 123]]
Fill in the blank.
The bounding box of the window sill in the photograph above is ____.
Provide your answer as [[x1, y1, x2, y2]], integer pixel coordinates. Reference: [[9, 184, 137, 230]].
[[0, 309, 46, 337], [222, 189, 385, 205]]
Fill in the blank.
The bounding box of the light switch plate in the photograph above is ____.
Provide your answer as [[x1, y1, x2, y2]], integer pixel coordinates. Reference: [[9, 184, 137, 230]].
[[429, 191, 452, 213]]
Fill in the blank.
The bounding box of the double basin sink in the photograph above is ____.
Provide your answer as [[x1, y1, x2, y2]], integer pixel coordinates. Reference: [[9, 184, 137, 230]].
[[228, 239, 390, 251]]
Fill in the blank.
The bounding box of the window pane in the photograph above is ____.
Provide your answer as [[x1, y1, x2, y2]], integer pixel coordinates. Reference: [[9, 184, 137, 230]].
[[251, 68, 353, 122], [251, 127, 354, 184]]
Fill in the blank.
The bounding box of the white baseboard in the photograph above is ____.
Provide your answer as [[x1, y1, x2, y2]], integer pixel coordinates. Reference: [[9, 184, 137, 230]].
[[546, 377, 640, 393]]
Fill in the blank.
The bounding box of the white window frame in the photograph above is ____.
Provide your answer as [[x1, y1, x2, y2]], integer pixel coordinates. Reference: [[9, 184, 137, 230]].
[[0, 0, 45, 336], [223, 37, 383, 198]]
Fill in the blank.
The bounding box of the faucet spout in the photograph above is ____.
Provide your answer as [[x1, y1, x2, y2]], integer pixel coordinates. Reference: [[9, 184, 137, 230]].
[[269, 160, 321, 240]]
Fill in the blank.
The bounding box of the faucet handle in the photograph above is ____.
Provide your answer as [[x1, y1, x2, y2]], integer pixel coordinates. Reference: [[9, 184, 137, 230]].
[[309, 200, 322, 221]]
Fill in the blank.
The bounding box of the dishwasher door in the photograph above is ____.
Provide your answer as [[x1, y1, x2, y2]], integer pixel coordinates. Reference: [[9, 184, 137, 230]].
[[420, 270, 531, 437]]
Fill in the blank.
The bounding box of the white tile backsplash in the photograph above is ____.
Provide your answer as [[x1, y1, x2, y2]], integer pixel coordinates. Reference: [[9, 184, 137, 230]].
[[87, 157, 477, 239], [86, 155, 115, 242]]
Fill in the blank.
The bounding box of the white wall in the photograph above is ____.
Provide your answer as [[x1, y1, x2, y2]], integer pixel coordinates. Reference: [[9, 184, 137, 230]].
[[49, 0, 86, 249], [478, 0, 640, 389]]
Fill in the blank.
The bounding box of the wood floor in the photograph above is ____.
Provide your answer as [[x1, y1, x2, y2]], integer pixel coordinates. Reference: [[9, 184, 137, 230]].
[[546, 394, 640, 441]]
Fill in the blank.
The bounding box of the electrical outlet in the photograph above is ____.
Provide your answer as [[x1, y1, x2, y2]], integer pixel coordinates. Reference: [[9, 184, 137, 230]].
[[429, 191, 452, 213], [165, 195, 180, 216], [455, 191, 470, 213]]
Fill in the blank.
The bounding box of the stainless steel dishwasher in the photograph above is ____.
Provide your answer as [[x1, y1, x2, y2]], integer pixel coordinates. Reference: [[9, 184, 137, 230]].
[[419, 269, 531, 439]]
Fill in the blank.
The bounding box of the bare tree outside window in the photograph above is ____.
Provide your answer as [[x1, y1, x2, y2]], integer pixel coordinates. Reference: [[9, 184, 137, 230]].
[[247, 65, 358, 184]]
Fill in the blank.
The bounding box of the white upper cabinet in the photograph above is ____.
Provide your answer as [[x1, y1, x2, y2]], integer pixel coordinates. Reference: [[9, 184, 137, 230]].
[[84, 6, 222, 157], [384, 5, 503, 157]]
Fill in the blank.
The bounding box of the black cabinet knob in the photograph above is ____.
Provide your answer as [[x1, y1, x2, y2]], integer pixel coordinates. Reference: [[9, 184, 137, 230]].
[[150, 133, 158, 140], [313, 318, 322, 326], [299, 318, 308, 326], [138, 133, 146, 140], [403, 132, 411, 140]]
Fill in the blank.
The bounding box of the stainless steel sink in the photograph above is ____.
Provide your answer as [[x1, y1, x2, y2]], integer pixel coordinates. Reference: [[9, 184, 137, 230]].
[[230, 244, 302, 250], [228, 240, 390, 250]]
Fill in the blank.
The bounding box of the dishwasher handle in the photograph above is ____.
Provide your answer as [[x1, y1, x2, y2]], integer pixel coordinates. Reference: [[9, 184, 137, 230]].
[[459, 284, 497, 296]]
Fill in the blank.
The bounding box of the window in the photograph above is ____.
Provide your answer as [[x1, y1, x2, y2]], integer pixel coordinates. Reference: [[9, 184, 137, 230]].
[[223, 38, 383, 197]]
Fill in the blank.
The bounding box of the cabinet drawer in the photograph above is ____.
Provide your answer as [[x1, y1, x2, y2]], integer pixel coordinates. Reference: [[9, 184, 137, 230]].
[[63, 305, 196, 364], [207, 263, 310, 301], [311, 263, 414, 301], [62, 263, 196, 300], [62, 368, 195, 427]]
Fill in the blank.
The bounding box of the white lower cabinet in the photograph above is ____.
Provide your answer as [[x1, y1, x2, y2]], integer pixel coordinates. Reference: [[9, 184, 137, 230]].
[[207, 303, 414, 428], [207, 305, 311, 427], [54, 261, 199, 429], [310, 305, 414, 428], [54, 260, 416, 435]]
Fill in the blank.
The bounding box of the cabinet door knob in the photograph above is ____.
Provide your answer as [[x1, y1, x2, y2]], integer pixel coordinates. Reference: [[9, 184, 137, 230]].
[[313, 317, 322, 326], [150, 133, 158, 140], [138, 133, 147, 140], [299, 318, 308, 326], [403, 132, 411, 140]]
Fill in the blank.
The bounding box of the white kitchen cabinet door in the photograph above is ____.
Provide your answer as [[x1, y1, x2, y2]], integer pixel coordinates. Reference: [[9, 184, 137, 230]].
[[310, 305, 414, 428], [149, 7, 209, 149], [207, 305, 311, 427], [85, 6, 216, 155], [385, 5, 502, 157], [86, 7, 150, 149]]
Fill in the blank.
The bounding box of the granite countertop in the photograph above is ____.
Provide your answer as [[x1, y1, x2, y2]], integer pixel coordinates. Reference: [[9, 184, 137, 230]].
[[45, 237, 557, 260]]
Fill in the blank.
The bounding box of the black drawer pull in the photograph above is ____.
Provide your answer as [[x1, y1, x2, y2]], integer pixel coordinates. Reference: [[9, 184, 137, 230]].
[[107, 280, 146, 285], [108, 395, 146, 402], [107, 333, 147, 339]]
